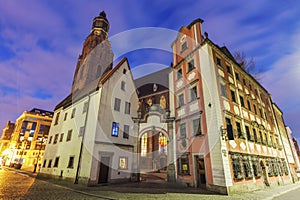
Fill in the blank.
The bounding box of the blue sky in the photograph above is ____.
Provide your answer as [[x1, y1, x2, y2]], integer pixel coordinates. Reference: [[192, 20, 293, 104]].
[[0, 0, 299, 140]]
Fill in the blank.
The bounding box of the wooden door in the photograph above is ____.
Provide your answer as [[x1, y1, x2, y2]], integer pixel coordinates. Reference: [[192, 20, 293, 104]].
[[98, 156, 110, 184]]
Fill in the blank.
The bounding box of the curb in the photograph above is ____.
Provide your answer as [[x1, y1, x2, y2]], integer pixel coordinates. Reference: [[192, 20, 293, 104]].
[[264, 183, 300, 200]]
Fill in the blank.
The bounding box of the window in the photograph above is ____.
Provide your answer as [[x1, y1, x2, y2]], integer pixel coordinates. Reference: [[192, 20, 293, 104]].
[[226, 117, 234, 140], [247, 100, 251, 111], [64, 113, 68, 121], [123, 125, 129, 139], [220, 83, 227, 98], [226, 65, 232, 75], [66, 130, 72, 141], [249, 84, 252, 91], [180, 123, 186, 139], [114, 98, 121, 111], [231, 90, 236, 103], [141, 133, 147, 157], [253, 104, 257, 114], [53, 157, 59, 168], [48, 136, 52, 144], [235, 72, 240, 81], [236, 122, 243, 139], [53, 134, 59, 144], [231, 154, 243, 180], [54, 112, 60, 125], [83, 101, 88, 113], [259, 108, 263, 117], [121, 81, 126, 91], [125, 102, 131, 114], [67, 156, 74, 168], [181, 41, 187, 52], [193, 118, 201, 136], [178, 93, 184, 107], [260, 131, 264, 144], [216, 57, 222, 67], [48, 159, 52, 168], [264, 111, 268, 120], [243, 78, 247, 86], [177, 154, 190, 175], [71, 108, 76, 119], [177, 68, 183, 80], [111, 122, 119, 137], [242, 156, 253, 178], [119, 157, 128, 170], [252, 157, 261, 178], [42, 160, 47, 168], [245, 126, 251, 141], [39, 125, 50, 135], [79, 126, 85, 137], [187, 59, 195, 72], [59, 133, 64, 142], [190, 86, 198, 102], [240, 96, 245, 107], [253, 128, 258, 143]]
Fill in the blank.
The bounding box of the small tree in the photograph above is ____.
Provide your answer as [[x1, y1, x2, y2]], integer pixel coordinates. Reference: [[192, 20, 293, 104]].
[[234, 51, 261, 81]]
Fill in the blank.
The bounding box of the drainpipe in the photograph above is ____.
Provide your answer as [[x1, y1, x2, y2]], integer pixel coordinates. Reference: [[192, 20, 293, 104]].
[[74, 94, 91, 184]]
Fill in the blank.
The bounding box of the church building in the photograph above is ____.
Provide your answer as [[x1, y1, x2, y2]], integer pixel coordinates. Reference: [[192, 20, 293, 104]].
[[40, 12, 138, 185]]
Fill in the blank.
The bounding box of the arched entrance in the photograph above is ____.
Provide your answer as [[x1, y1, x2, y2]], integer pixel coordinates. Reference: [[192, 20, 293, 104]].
[[139, 129, 169, 181]]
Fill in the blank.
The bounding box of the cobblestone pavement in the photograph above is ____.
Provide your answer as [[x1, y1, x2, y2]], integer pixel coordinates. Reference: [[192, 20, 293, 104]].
[[2, 166, 300, 200]]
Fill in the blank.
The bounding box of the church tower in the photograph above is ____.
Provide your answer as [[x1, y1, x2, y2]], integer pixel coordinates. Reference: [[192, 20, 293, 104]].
[[71, 11, 114, 93]]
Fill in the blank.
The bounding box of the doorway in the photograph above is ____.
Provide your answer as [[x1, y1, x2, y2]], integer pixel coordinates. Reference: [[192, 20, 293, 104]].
[[195, 156, 206, 188], [98, 156, 110, 184]]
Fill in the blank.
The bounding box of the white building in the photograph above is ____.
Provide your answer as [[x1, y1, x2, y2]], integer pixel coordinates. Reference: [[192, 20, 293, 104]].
[[40, 12, 138, 185]]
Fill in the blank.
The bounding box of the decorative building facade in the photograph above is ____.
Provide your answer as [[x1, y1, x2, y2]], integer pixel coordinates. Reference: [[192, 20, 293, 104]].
[[2, 108, 53, 171], [170, 19, 294, 194], [40, 12, 138, 185], [0, 121, 15, 164], [134, 68, 176, 181]]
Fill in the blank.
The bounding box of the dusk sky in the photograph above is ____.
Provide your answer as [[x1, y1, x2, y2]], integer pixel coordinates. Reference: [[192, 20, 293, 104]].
[[0, 1, 299, 140]]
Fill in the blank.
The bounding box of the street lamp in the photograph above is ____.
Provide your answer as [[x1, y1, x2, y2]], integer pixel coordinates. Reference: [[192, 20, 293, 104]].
[[133, 109, 142, 183]]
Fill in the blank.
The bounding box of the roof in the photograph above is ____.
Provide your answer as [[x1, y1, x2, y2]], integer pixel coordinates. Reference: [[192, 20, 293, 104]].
[[55, 57, 128, 111], [134, 67, 170, 89]]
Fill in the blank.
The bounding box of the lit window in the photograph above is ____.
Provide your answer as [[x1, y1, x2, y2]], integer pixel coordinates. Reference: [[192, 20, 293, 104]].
[[141, 133, 148, 157], [158, 132, 167, 155], [119, 157, 128, 170], [111, 122, 119, 137], [177, 154, 189, 175]]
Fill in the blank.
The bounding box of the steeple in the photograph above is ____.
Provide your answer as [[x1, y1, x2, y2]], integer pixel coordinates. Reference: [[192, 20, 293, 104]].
[[71, 11, 114, 93]]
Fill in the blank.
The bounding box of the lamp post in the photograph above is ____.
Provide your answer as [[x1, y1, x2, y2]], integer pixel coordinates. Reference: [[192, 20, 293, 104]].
[[133, 109, 142, 183]]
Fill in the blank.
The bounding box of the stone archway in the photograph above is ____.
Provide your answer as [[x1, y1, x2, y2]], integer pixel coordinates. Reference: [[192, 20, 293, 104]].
[[139, 128, 169, 172]]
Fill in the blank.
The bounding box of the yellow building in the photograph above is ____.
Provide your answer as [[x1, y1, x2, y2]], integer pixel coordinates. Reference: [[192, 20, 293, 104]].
[[5, 108, 53, 171], [0, 121, 15, 164]]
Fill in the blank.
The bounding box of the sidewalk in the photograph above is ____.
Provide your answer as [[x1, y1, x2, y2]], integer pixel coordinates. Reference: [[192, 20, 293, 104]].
[[3, 166, 300, 200]]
